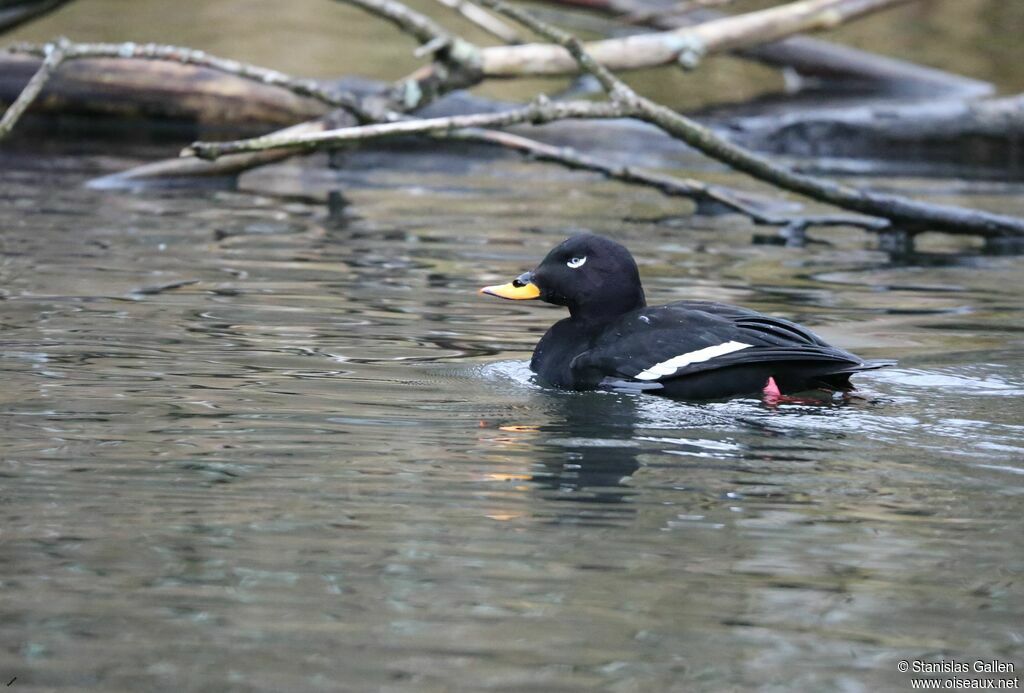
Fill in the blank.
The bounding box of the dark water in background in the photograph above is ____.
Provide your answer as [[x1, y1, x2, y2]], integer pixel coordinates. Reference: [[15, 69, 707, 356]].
[[0, 148, 1021, 691]]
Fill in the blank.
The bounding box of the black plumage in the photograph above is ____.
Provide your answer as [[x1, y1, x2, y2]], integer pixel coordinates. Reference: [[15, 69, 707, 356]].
[[481, 234, 888, 400]]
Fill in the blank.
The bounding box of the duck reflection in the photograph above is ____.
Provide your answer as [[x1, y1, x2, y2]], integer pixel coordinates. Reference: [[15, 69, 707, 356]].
[[489, 389, 644, 508]]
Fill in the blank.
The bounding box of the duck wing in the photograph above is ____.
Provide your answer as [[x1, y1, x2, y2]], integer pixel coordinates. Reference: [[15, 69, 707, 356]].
[[570, 301, 879, 392]]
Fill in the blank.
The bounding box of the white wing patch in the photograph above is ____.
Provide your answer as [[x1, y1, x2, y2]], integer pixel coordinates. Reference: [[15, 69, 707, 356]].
[[633, 340, 752, 381]]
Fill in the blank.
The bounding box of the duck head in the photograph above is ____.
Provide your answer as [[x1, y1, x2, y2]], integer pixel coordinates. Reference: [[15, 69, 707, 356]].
[[481, 234, 646, 321]]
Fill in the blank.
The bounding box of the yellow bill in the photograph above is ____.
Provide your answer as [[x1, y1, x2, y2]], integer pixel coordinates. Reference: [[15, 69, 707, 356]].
[[479, 281, 540, 300]]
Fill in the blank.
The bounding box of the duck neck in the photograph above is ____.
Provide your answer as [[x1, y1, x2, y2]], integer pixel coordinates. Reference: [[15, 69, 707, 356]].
[[568, 288, 646, 324]]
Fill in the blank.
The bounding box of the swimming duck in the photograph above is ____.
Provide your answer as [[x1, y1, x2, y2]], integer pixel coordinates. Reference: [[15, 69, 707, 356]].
[[481, 234, 886, 400]]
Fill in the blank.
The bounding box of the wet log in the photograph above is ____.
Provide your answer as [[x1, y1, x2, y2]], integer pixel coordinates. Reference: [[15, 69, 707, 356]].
[[721, 94, 1024, 177], [0, 53, 329, 134]]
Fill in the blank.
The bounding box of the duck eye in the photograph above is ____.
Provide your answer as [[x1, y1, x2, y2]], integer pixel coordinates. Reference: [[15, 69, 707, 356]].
[[566, 256, 587, 269]]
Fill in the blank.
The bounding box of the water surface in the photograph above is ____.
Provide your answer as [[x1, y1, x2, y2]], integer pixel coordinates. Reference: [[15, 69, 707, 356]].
[[0, 148, 1022, 691]]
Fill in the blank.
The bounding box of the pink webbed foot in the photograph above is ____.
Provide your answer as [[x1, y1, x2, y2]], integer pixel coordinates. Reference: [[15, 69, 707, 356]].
[[762, 376, 840, 406]]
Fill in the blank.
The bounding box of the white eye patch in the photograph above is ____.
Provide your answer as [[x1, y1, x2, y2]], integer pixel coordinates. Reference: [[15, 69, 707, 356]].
[[566, 256, 587, 269]]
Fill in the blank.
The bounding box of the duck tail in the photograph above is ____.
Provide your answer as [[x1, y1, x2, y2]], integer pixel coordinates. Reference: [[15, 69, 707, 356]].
[[855, 359, 898, 371]]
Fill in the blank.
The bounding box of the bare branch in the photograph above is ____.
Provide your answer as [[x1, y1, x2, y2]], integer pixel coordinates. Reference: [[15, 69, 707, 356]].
[[478, 0, 920, 76], [185, 99, 625, 158]]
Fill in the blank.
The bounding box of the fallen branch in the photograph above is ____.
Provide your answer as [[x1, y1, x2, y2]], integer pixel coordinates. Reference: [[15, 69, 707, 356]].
[[477, 0, 1024, 238]]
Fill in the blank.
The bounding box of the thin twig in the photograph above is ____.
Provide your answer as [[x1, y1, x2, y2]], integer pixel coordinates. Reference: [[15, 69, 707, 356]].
[[333, 0, 484, 112], [432, 0, 523, 44], [0, 37, 68, 140], [334, 0, 452, 47]]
